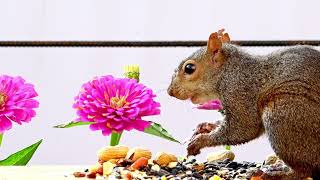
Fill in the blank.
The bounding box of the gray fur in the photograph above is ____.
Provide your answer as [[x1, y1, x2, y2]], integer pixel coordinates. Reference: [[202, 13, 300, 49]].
[[172, 44, 320, 179]]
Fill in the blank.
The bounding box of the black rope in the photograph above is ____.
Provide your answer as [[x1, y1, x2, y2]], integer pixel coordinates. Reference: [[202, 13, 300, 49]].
[[0, 40, 319, 47]]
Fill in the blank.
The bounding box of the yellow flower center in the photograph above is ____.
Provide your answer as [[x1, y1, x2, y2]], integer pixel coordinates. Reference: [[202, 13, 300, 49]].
[[110, 96, 128, 108], [0, 93, 6, 106]]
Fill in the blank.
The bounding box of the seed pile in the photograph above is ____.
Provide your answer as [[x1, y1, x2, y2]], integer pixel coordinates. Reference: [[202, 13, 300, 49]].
[[72, 145, 293, 180]]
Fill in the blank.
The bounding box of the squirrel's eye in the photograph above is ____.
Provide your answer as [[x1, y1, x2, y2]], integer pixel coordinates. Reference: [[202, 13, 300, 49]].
[[184, 63, 196, 74]]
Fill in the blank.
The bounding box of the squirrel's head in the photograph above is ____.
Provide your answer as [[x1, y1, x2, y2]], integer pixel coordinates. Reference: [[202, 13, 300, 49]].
[[167, 29, 230, 104]]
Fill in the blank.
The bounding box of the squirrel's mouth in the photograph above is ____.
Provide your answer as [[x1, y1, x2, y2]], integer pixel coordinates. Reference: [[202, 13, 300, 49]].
[[190, 95, 208, 104], [190, 94, 223, 110], [190, 97, 200, 104]]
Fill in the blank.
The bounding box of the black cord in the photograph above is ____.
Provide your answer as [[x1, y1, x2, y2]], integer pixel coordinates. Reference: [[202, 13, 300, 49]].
[[0, 40, 319, 47]]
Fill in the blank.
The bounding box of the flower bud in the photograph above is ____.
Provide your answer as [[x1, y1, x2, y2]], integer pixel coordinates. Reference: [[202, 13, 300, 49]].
[[124, 65, 140, 82]]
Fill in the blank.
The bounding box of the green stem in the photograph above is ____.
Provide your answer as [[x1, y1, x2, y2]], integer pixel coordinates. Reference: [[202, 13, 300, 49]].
[[0, 133, 3, 148], [225, 145, 231, 150], [110, 132, 122, 146]]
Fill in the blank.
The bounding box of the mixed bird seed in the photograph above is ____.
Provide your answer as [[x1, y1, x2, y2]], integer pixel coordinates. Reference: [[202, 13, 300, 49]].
[[72, 147, 293, 180], [74, 157, 293, 180]]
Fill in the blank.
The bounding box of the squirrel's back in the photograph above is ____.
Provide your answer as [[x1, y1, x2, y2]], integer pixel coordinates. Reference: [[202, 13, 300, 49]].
[[218, 44, 320, 101], [252, 46, 320, 116], [265, 46, 320, 86]]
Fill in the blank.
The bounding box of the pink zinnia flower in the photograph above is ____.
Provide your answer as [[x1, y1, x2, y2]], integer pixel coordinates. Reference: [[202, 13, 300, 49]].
[[73, 75, 161, 136], [0, 75, 39, 133], [196, 99, 223, 110]]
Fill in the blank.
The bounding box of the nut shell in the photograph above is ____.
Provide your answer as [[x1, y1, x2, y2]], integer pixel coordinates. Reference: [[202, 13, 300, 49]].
[[167, 162, 178, 168], [207, 150, 235, 162], [107, 159, 118, 164], [89, 163, 103, 175], [98, 145, 129, 162], [154, 152, 178, 166], [126, 147, 152, 162], [103, 161, 116, 176], [130, 157, 149, 171], [264, 154, 279, 165]]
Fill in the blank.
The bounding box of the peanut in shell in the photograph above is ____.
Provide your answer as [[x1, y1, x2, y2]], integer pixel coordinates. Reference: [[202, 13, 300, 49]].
[[126, 147, 152, 162], [154, 152, 178, 166], [98, 145, 129, 162]]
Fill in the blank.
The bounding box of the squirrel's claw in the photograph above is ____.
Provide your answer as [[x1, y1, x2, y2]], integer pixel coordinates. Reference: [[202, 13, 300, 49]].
[[187, 140, 201, 156], [189, 122, 219, 141], [187, 121, 221, 156], [187, 133, 210, 156], [187, 122, 219, 156]]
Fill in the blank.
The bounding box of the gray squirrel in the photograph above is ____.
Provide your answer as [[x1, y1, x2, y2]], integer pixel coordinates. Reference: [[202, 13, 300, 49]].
[[167, 29, 320, 180]]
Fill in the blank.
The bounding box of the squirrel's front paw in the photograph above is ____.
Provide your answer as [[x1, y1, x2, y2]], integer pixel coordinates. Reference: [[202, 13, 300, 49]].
[[187, 134, 210, 156], [195, 122, 217, 134], [190, 122, 220, 140]]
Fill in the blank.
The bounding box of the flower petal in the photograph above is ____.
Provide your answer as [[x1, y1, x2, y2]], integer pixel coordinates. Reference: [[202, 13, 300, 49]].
[[74, 75, 160, 134], [196, 99, 223, 110], [0, 116, 12, 133], [131, 119, 151, 131], [0, 75, 39, 132]]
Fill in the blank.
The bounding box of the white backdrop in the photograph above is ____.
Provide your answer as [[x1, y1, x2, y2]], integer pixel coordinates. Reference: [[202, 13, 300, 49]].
[[0, 0, 319, 165]]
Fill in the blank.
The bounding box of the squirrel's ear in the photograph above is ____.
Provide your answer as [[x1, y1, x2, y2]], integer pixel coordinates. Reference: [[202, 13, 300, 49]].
[[207, 32, 222, 53], [207, 29, 231, 54], [207, 29, 230, 67], [217, 29, 231, 43], [221, 33, 230, 43]]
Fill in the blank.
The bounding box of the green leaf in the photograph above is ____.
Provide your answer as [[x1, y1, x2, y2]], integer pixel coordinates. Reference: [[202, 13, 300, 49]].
[[53, 121, 93, 128], [144, 122, 180, 143], [225, 145, 231, 150], [0, 139, 42, 166], [110, 132, 122, 146], [0, 133, 3, 148]]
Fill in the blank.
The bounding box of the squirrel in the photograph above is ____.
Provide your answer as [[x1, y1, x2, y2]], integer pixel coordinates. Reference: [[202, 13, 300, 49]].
[[167, 29, 320, 180]]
